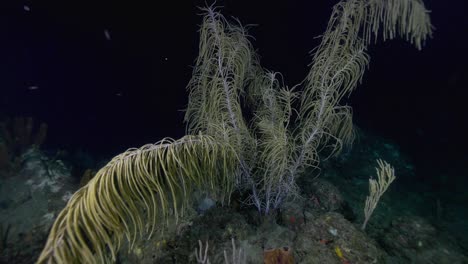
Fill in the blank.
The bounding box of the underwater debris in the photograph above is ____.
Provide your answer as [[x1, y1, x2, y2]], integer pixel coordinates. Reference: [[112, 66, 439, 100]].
[[104, 29, 111, 40]]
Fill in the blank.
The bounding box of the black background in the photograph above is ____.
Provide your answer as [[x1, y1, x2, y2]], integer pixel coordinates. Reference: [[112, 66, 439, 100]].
[[0, 0, 466, 185]]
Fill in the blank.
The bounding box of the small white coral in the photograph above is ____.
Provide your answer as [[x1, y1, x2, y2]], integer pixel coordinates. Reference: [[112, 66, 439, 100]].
[[25, 179, 34, 185], [62, 191, 73, 202], [42, 212, 55, 223], [329, 227, 338, 236]]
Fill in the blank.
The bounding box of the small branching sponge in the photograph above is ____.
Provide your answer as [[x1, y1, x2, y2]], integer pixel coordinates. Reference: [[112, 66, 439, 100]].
[[362, 159, 396, 230]]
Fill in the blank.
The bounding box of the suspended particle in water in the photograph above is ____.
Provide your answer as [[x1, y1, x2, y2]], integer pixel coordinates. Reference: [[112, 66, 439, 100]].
[[104, 29, 111, 40]]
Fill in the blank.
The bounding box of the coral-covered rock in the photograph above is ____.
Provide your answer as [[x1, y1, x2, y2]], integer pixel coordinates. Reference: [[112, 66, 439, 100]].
[[295, 212, 387, 264], [380, 215, 468, 263], [0, 148, 78, 263], [309, 179, 346, 212]]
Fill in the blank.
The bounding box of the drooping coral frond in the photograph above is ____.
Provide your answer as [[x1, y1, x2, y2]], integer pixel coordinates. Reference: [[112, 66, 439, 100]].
[[363, 0, 433, 49], [37, 135, 238, 264], [248, 71, 299, 212], [294, 0, 432, 178], [299, 43, 369, 158], [184, 6, 253, 145], [183, 6, 259, 201]]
